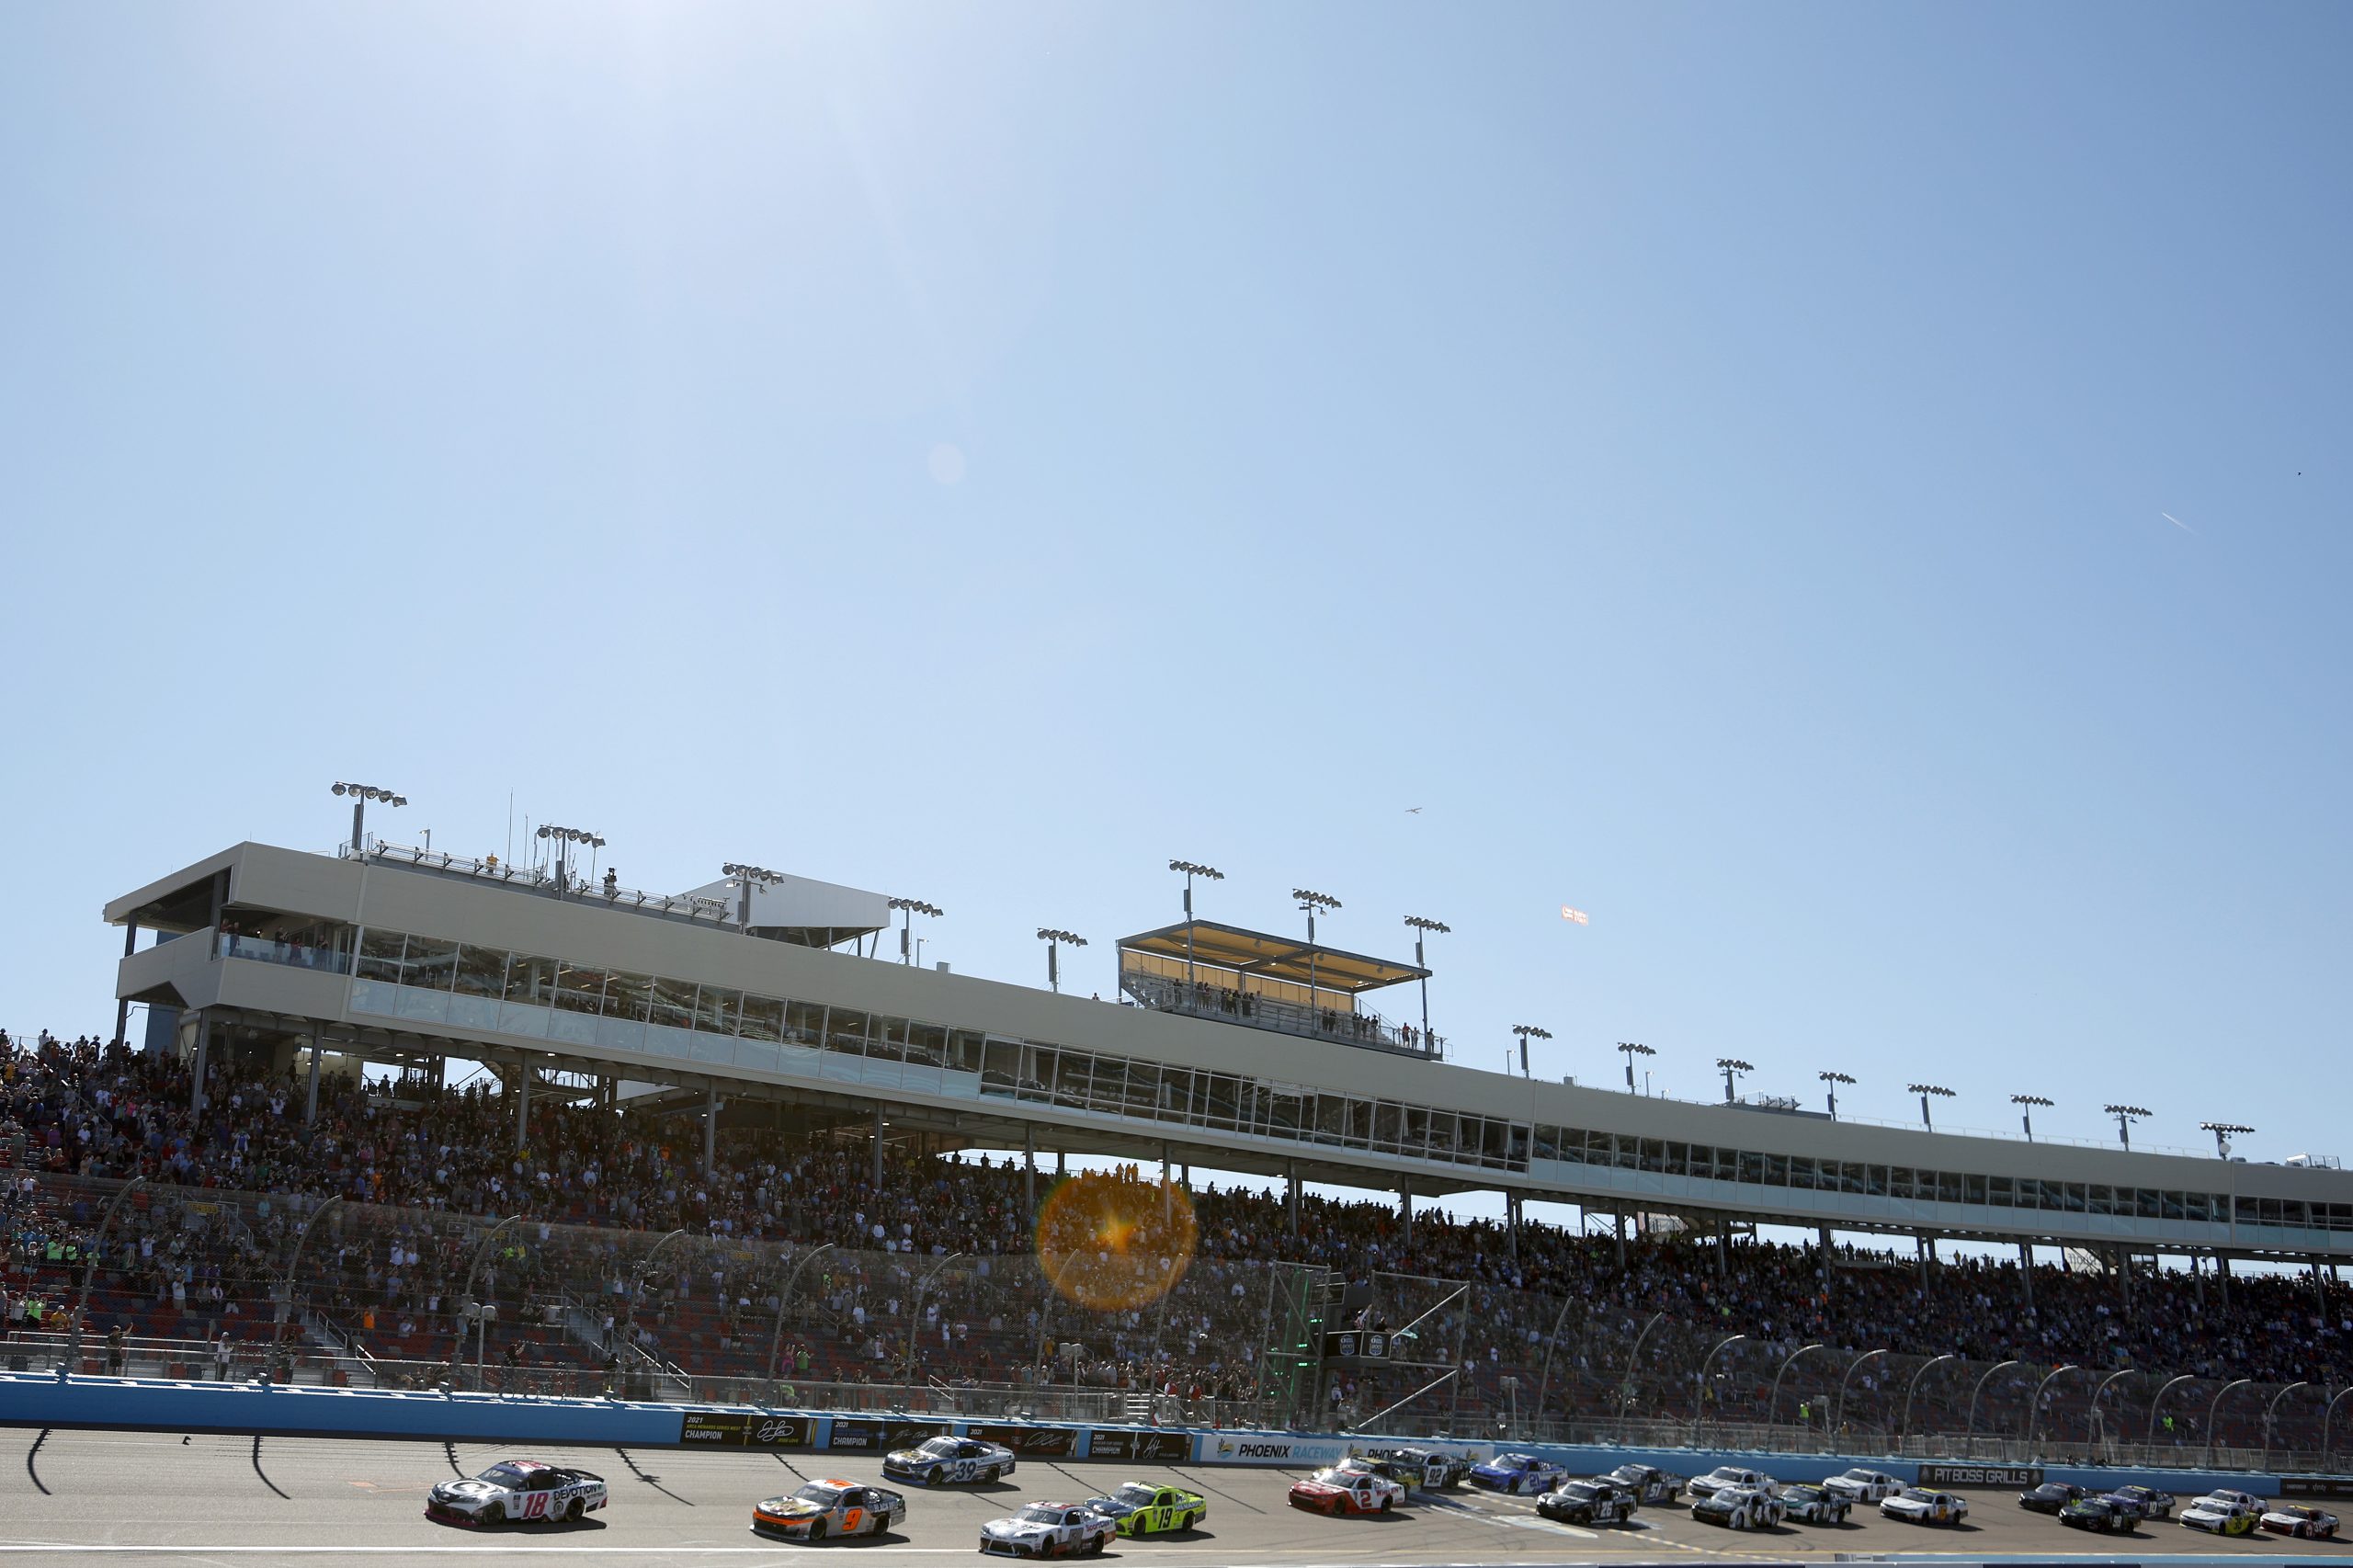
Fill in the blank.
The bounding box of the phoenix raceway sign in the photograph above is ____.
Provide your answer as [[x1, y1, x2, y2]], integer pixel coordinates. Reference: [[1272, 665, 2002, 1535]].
[[1203, 1432, 1354, 1467]]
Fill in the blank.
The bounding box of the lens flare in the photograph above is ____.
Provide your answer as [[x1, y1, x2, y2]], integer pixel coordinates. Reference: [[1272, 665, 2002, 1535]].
[[1036, 1169, 1199, 1312]]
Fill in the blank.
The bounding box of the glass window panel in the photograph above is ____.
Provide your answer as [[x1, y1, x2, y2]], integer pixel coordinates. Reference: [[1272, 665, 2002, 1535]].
[[908, 1023, 948, 1067], [1154, 1066, 1190, 1119], [503, 956, 557, 1007], [824, 1007, 870, 1055], [740, 994, 783, 1043], [602, 972, 653, 1023], [1663, 1142, 1688, 1177], [1091, 1058, 1130, 1112], [399, 937, 459, 993], [1533, 1126, 1560, 1163], [1738, 1150, 1766, 1184], [696, 986, 741, 1036], [1348, 1098, 1373, 1145], [1988, 1176, 2013, 1207], [355, 929, 406, 984], [1788, 1156, 1815, 1190], [1203, 1074, 1240, 1129], [1938, 1172, 1964, 1203], [1841, 1162, 1866, 1195], [2061, 1183, 2087, 1212], [1506, 1123, 1529, 1166], [1615, 1135, 1641, 1170], [2136, 1187, 2161, 1219], [1314, 1092, 1345, 1142], [949, 1029, 987, 1074], [1050, 1051, 1090, 1108], [1765, 1153, 1790, 1186], [784, 1002, 825, 1046], [452, 945, 507, 999], [1641, 1139, 1667, 1174], [2161, 1190, 2187, 1220], [1865, 1165, 1888, 1197], [981, 1040, 1020, 1096], [1890, 1166, 1915, 1199], [553, 960, 607, 1014], [649, 976, 696, 1031], [865, 1016, 906, 1062], [1965, 1174, 1987, 1205], [2087, 1183, 2114, 1216]]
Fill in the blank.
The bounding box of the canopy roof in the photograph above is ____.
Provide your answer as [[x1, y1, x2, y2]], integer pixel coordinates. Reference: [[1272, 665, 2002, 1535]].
[[1116, 919, 1428, 994]]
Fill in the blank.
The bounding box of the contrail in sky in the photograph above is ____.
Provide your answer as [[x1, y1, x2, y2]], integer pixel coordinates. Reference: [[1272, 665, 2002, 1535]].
[[2162, 512, 2193, 532]]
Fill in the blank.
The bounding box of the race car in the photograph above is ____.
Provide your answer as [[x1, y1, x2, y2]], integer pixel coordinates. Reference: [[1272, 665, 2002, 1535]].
[[1082, 1481, 1206, 1536], [1600, 1462, 1687, 1505], [1289, 1466, 1405, 1516], [1778, 1483, 1852, 1525], [1537, 1479, 1638, 1526], [2261, 1504, 2341, 1540], [752, 1479, 908, 1540], [1823, 1467, 1902, 1503], [426, 1459, 608, 1527], [2019, 1481, 2087, 1514], [885, 1434, 1017, 1486], [1688, 1465, 1778, 1500], [1692, 1483, 1785, 1530], [2181, 1494, 2261, 1536], [2060, 1496, 2134, 1534], [2107, 1484, 2175, 1519], [1881, 1487, 1969, 1526], [1361, 1446, 1471, 1489], [978, 1501, 1118, 1558], [1468, 1452, 1567, 1494]]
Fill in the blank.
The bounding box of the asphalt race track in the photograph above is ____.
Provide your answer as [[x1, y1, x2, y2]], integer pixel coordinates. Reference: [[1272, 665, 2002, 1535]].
[[2, 1430, 2350, 1566]]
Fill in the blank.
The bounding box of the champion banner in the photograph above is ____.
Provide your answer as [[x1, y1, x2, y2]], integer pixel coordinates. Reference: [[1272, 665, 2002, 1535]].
[[1087, 1429, 1192, 1463], [827, 1418, 951, 1453], [970, 1423, 1077, 1457], [680, 1413, 816, 1448]]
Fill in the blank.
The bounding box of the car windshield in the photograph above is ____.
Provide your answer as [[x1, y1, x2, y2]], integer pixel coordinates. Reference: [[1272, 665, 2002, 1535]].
[[1497, 1454, 1534, 1467], [1558, 1483, 1599, 1501], [1115, 1484, 1158, 1506], [1311, 1469, 1357, 1485], [1017, 1506, 1065, 1526], [1899, 1489, 1937, 1503], [1707, 1469, 1743, 1482], [478, 1464, 536, 1488], [1788, 1486, 1822, 1501], [918, 1438, 961, 1458], [791, 1484, 843, 1506]]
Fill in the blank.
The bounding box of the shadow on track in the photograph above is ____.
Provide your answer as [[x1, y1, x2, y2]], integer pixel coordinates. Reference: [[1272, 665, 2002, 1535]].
[[251, 1435, 290, 1499], [612, 1446, 695, 1506], [24, 1429, 48, 1496]]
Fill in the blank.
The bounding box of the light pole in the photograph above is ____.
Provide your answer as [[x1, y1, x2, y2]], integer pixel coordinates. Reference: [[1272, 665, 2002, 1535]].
[[535, 824, 605, 897], [2201, 1121, 2254, 1159], [722, 863, 782, 929], [1965, 1358, 2018, 1439], [2088, 1367, 2135, 1442], [1617, 1041, 1654, 1092], [1907, 1083, 1954, 1130], [1615, 1310, 1666, 1426], [1716, 1058, 1753, 1105], [1691, 1333, 1746, 1441], [2147, 1373, 2196, 1443], [455, 1214, 523, 1385], [1169, 861, 1223, 987], [1899, 1353, 1958, 1445], [1036, 929, 1086, 994], [2012, 1094, 2052, 1141], [1836, 1347, 1889, 1437], [1820, 1071, 1854, 1119], [904, 1253, 967, 1381], [888, 897, 942, 965], [2264, 1381, 2310, 1468], [331, 780, 406, 854], [1768, 1343, 1825, 1432], [1403, 915, 1448, 1052], [2105, 1104, 2151, 1151], [2323, 1385, 2353, 1464], [767, 1241, 836, 1384], [1512, 1025, 1551, 1078], [1292, 890, 1341, 1013], [2205, 1378, 2253, 1466], [2022, 1363, 2080, 1447]]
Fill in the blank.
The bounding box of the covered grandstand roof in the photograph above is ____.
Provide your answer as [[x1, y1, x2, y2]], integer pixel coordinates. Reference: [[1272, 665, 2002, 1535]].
[[1116, 919, 1428, 994]]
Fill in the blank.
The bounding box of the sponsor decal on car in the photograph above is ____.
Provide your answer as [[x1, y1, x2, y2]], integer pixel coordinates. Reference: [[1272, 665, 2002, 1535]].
[[1920, 1462, 2040, 1487]]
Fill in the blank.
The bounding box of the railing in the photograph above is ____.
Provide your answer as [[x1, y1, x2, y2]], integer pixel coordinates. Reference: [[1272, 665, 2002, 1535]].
[[350, 843, 736, 927]]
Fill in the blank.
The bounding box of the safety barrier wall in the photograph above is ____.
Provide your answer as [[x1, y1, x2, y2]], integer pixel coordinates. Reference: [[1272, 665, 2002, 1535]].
[[0, 1374, 2336, 1504]]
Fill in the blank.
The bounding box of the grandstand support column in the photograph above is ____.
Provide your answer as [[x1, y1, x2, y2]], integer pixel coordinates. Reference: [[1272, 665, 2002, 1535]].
[[513, 1062, 530, 1152], [114, 922, 135, 1046], [1286, 1164, 1300, 1234], [1814, 1225, 1830, 1292], [2189, 1252, 2203, 1308], [1400, 1190, 1412, 1243], [2317, 1256, 2330, 1315], [1613, 1210, 1626, 1268], [1160, 1142, 1170, 1223], [1506, 1192, 1518, 1257], [872, 1104, 885, 1189], [1024, 1126, 1036, 1220], [304, 1022, 324, 1123], [2218, 1251, 2233, 1306], [704, 1085, 720, 1175], [189, 1013, 210, 1115], [2020, 1242, 2036, 1309]]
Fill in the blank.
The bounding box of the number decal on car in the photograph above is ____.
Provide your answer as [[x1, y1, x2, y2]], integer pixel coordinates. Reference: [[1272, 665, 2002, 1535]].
[[842, 1507, 863, 1533], [521, 1493, 550, 1519]]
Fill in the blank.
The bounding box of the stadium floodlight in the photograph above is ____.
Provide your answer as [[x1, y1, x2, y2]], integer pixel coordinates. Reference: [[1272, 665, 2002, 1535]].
[[2011, 1093, 2054, 1142], [1716, 1058, 1755, 1105], [1819, 1071, 1855, 1119], [888, 897, 943, 965], [535, 824, 605, 898], [330, 780, 407, 855], [1037, 928, 1087, 994], [1404, 915, 1449, 1053], [2104, 1104, 2153, 1152], [1617, 1041, 1654, 1092], [1293, 889, 1342, 1007], [722, 863, 783, 928], [1512, 1024, 1552, 1078], [1169, 861, 1223, 984], [2200, 1120, 2254, 1159], [1906, 1083, 1956, 1131]]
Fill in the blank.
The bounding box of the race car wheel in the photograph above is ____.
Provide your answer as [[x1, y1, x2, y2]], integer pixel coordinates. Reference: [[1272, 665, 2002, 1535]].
[[1379, 1497, 1392, 1514], [927, 1468, 943, 1487], [1732, 1511, 1750, 1530], [1088, 1533, 1107, 1555], [563, 1500, 583, 1524], [808, 1520, 826, 1542], [984, 1466, 1002, 1483]]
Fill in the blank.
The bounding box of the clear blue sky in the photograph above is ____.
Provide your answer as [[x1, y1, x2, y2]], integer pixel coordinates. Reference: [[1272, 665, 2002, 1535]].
[[4, 5, 2347, 1171]]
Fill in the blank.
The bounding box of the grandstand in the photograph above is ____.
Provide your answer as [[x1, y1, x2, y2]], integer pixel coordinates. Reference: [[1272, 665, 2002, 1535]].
[[5, 827, 2342, 1468]]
